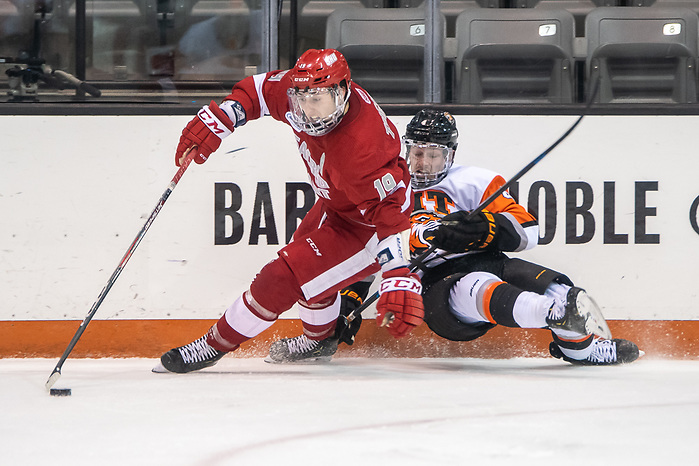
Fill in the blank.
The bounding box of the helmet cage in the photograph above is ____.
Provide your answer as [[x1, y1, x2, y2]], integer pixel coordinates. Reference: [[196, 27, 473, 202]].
[[404, 109, 458, 188], [287, 85, 350, 136], [404, 138, 455, 188]]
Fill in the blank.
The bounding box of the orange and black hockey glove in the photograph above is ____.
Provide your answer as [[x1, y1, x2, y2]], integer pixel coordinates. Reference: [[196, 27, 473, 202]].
[[432, 210, 498, 253]]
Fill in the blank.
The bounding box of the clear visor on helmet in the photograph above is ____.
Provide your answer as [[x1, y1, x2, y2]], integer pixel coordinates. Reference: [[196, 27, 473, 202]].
[[404, 138, 454, 188], [287, 86, 349, 136]]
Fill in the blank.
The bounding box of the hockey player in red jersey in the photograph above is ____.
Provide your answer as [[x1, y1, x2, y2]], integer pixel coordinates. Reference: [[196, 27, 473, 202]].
[[268, 109, 641, 366], [155, 49, 424, 373]]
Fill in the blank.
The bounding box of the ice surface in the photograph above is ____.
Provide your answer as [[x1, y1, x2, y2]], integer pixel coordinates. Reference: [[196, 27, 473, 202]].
[[3, 357, 698, 465]]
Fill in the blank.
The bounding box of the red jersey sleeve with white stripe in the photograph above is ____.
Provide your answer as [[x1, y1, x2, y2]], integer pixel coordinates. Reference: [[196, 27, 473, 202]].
[[222, 70, 290, 119], [223, 73, 412, 239]]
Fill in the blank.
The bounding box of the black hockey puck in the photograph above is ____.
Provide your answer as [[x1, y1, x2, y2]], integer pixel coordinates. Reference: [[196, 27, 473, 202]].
[[50, 388, 72, 396]]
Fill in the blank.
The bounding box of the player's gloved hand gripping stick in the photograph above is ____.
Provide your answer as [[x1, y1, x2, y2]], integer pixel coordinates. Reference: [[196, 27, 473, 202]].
[[45, 147, 199, 392]]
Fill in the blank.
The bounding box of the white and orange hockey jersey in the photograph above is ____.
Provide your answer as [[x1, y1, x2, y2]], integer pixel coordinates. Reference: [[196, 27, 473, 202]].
[[410, 164, 539, 268]]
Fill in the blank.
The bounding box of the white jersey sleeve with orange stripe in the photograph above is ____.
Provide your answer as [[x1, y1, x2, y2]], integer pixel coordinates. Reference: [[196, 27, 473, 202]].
[[412, 164, 539, 254]]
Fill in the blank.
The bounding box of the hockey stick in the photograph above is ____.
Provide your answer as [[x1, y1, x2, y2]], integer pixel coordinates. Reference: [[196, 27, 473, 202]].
[[346, 79, 601, 326], [45, 146, 198, 391]]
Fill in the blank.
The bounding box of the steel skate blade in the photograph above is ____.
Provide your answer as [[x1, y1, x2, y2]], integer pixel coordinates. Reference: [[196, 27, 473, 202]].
[[264, 356, 333, 365], [577, 291, 612, 340], [151, 361, 169, 373]]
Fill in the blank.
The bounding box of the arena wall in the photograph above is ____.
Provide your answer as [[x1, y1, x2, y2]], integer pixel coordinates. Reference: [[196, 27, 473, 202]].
[[1, 114, 697, 358]]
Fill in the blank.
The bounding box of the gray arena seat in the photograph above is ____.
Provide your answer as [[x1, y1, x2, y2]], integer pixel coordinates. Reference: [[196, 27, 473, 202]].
[[454, 8, 576, 103], [278, 0, 384, 60], [326, 7, 446, 102], [585, 7, 699, 103], [514, 0, 619, 37], [397, 0, 503, 36], [628, 0, 699, 11]]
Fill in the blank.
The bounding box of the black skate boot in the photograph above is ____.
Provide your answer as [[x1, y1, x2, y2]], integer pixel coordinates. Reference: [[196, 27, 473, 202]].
[[154, 335, 226, 373], [546, 287, 612, 340], [266, 334, 339, 364], [549, 338, 641, 365]]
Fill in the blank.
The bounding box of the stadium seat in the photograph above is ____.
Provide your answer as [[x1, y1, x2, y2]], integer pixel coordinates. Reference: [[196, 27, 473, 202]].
[[515, 0, 619, 37], [397, 0, 503, 37], [454, 8, 576, 103], [628, 0, 699, 10], [279, 0, 382, 59], [585, 7, 698, 103], [326, 7, 446, 102]]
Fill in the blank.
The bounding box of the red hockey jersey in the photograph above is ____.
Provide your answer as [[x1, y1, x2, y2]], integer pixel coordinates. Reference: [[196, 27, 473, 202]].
[[224, 71, 412, 240]]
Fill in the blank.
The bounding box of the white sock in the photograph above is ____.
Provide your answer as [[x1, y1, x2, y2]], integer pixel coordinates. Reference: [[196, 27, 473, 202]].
[[544, 282, 572, 320], [511, 291, 554, 328]]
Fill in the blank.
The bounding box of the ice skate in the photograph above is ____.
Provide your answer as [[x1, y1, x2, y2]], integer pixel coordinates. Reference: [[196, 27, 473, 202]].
[[546, 287, 612, 340], [153, 335, 226, 373], [549, 338, 641, 365], [265, 334, 339, 364]]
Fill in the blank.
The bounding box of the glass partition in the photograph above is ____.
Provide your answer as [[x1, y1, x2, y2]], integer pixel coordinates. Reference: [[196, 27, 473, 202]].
[[1, 0, 699, 106], [0, 0, 264, 102]]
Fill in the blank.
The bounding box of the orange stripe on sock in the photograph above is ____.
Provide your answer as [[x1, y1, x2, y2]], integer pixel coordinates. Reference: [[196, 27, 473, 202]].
[[555, 333, 593, 343], [481, 281, 505, 324]]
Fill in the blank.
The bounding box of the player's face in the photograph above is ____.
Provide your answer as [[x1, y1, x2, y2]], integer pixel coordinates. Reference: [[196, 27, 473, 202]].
[[408, 144, 448, 176], [287, 84, 350, 136], [293, 87, 344, 120]]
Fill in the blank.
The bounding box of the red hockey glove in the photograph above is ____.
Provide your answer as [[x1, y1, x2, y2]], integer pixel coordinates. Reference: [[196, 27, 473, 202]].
[[175, 101, 236, 167], [376, 267, 424, 338], [432, 210, 498, 253]]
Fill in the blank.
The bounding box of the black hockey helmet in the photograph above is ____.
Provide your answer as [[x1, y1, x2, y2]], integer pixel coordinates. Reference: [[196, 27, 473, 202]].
[[403, 109, 458, 188], [405, 109, 459, 150]]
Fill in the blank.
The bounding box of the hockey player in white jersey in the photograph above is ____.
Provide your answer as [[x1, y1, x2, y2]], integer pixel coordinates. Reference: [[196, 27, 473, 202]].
[[268, 109, 641, 366]]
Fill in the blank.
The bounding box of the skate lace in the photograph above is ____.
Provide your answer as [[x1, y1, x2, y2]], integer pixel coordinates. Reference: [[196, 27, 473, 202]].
[[179, 336, 219, 364], [547, 302, 566, 322], [588, 339, 617, 363], [287, 335, 319, 354]]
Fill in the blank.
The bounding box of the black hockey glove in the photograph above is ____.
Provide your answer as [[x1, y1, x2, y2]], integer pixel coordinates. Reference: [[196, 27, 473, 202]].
[[334, 279, 373, 345], [431, 210, 498, 253]]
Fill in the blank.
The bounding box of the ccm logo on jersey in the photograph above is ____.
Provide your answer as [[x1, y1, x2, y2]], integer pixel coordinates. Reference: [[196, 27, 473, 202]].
[[197, 106, 233, 139], [379, 276, 422, 295], [306, 237, 322, 256]]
